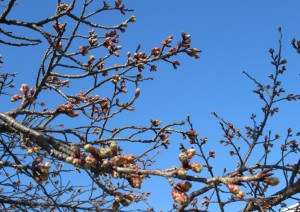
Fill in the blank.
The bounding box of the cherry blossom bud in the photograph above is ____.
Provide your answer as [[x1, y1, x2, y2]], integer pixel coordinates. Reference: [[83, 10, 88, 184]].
[[33, 147, 40, 153], [112, 201, 120, 211], [65, 156, 74, 164], [101, 160, 111, 168], [177, 167, 187, 179], [67, 111, 79, 117], [185, 148, 196, 159], [264, 177, 279, 186], [190, 162, 203, 173], [112, 156, 121, 166], [177, 181, 192, 192], [227, 183, 240, 194], [114, 192, 124, 202], [172, 189, 190, 206], [88, 55, 95, 64], [32, 156, 43, 166], [84, 144, 94, 152], [20, 84, 29, 95], [11, 94, 22, 102], [112, 170, 119, 178], [235, 190, 245, 200], [41, 173, 49, 181], [27, 148, 34, 155], [72, 158, 82, 166], [135, 88, 140, 97], [79, 46, 89, 56], [85, 156, 97, 168], [109, 141, 118, 152], [59, 3, 68, 10], [178, 153, 189, 164], [71, 145, 80, 157], [129, 16, 136, 22], [130, 176, 142, 188]]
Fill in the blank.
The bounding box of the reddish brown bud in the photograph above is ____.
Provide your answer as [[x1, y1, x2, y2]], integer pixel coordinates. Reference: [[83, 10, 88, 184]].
[[112, 201, 120, 211], [11, 94, 22, 102], [177, 181, 192, 192], [79, 46, 89, 56], [130, 176, 142, 188], [172, 189, 190, 206], [264, 177, 279, 186], [59, 3, 68, 10], [88, 55, 95, 64]]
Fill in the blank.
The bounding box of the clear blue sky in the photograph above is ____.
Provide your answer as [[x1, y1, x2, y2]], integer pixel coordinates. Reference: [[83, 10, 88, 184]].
[[1, 0, 300, 211]]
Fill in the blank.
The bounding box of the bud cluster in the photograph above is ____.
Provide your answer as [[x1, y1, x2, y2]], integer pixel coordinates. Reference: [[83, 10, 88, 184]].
[[33, 162, 51, 184], [103, 31, 121, 56], [27, 146, 41, 155], [11, 84, 36, 103], [56, 102, 79, 117], [114, 192, 134, 208], [177, 149, 203, 179], [88, 29, 98, 46]]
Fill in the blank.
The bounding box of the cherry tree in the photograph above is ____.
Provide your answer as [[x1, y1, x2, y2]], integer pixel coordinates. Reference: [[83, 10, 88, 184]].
[[0, 1, 300, 211]]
